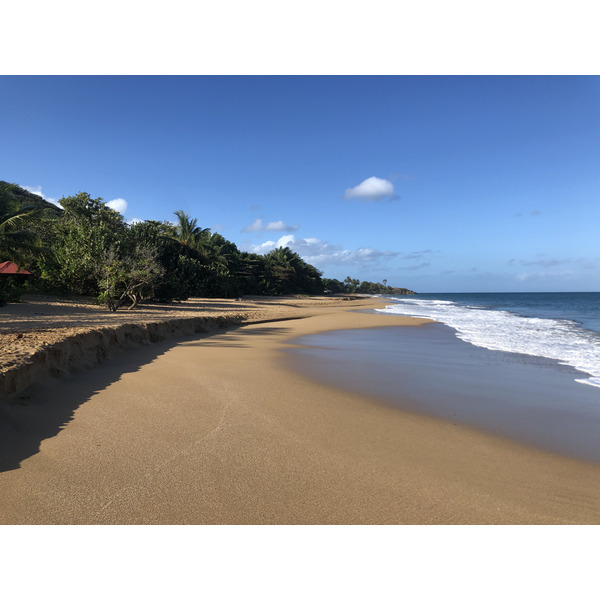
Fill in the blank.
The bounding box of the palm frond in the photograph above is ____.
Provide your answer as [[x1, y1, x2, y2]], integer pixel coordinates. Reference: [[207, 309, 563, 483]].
[[0, 206, 42, 232]]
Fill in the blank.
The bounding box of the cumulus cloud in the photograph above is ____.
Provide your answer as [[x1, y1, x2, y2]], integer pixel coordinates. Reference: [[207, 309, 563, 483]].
[[251, 240, 278, 254], [106, 198, 128, 214], [22, 185, 60, 207], [344, 176, 396, 202], [246, 234, 398, 268], [242, 218, 299, 233]]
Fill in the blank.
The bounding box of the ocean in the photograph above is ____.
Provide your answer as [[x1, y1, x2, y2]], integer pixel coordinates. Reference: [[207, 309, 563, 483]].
[[377, 292, 600, 389], [286, 292, 600, 462]]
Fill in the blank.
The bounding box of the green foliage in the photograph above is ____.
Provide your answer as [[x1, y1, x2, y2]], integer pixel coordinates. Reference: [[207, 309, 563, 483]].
[[127, 220, 192, 301], [343, 276, 360, 293], [97, 246, 165, 311], [0, 181, 415, 308], [38, 192, 127, 295], [0, 183, 46, 267], [0, 277, 29, 306], [321, 278, 346, 294], [172, 210, 210, 259], [323, 276, 415, 296], [0, 182, 62, 215], [258, 247, 324, 296]]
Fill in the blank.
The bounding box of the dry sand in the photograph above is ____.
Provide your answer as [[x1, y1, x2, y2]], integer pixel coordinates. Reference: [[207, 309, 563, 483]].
[[0, 293, 367, 375], [0, 294, 370, 398], [1, 295, 600, 524]]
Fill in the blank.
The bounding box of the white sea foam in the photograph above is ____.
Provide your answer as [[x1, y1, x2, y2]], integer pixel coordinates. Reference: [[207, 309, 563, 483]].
[[377, 297, 600, 389]]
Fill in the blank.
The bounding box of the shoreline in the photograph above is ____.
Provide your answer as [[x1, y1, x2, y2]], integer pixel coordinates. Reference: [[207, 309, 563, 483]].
[[1, 296, 599, 523], [286, 322, 600, 464]]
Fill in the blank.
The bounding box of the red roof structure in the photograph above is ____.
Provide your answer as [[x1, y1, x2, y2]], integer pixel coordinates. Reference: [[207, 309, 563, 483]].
[[0, 261, 33, 276]]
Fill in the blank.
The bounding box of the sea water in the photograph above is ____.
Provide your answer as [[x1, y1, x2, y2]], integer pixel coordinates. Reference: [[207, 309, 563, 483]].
[[286, 292, 600, 461], [377, 292, 600, 389]]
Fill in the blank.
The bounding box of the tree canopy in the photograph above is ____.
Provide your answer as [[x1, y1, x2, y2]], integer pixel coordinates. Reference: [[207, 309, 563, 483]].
[[0, 181, 415, 308]]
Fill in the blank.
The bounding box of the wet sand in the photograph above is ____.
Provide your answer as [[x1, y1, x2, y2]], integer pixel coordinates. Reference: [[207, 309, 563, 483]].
[[288, 323, 600, 463], [1, 299, 600, 524]]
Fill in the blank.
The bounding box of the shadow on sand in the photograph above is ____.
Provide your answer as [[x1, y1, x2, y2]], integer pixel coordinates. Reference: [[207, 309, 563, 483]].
[[0, 337, 186, 473], [0, 322, 292, 473], [181, 325, 292, 349]]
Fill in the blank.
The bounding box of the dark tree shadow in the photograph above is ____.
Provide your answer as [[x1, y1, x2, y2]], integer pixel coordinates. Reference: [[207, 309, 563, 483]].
[[0, 336, 190, 473], [0, 321, 296, 473], [182, 325, 292, 348]]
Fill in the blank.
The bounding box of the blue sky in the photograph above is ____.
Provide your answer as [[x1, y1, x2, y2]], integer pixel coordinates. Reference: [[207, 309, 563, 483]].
[[2, 75, 599, 292]]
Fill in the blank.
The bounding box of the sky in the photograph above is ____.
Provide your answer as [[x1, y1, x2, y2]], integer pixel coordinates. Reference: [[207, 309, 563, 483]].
[[2, 75, 599, 293]]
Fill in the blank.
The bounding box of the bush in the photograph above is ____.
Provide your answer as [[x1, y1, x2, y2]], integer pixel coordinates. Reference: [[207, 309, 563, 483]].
[[0, 278, 27, 306]]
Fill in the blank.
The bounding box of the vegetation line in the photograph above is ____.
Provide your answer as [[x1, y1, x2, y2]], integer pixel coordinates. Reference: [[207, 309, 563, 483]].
[[1, 181, 415, 307]]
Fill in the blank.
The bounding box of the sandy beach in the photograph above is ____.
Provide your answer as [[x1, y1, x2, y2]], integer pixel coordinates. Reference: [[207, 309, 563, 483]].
[[1, 295, 600, 524]]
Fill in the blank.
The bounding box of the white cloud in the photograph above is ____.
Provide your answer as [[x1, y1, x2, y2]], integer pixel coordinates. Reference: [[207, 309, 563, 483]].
[[246, 234, 398, 268], [22, 184, 60, 207], [242, 218, 299, 233], [344, 176, 396, 202], [243, 219, 262, 233], [252, 240, 278, 253], [107, 198, 128, 214], [265, 220, 298, 232]]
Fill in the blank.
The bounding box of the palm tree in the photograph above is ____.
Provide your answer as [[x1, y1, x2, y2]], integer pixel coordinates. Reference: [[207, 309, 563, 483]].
[[172, 210, 210, 258], [0, 205, 42, 266], [0, 187, 43, 303], [263, 247, 298, 295], [204, 232, 233, 268]]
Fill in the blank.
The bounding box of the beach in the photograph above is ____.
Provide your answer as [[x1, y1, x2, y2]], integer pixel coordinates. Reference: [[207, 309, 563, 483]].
[[1, 295, 600, 524]]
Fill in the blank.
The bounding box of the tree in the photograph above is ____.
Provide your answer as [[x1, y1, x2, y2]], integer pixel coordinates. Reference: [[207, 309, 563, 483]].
[[343, 276, 360, 293], [127, 219, 190, 302], [193, 232, 242, 297], [97, 246, 165, 311], [0, 204, 40, 305], [38, 192, 126, 295], [0, 182, 62, 303], [0, 183, 44, 266], [234, 251, 265, 295], [261, 247, 297, 295], [321, 278, 345, 294], [0, 205, 42, 266], [172, 210, 210, 258], [260, 246, 323, 295], [1, 183, 335, 303], [357, 280, 377, 294]]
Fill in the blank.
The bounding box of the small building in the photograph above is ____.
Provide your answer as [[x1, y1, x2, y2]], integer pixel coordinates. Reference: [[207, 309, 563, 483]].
[[0, 261, 33, 277]]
